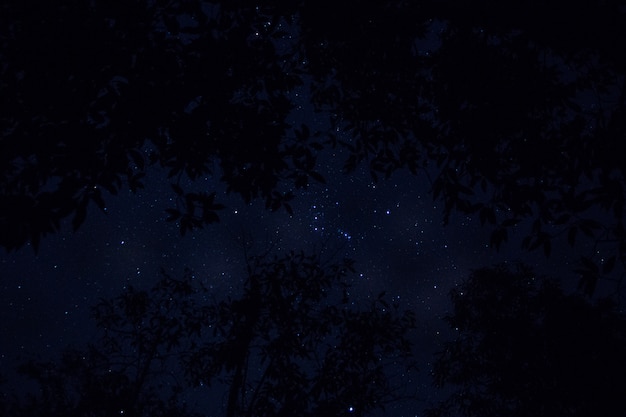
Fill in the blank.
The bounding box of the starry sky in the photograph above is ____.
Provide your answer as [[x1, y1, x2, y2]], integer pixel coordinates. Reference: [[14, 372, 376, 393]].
[[0, 122, 580, 415], [0, 5, 610, 414]]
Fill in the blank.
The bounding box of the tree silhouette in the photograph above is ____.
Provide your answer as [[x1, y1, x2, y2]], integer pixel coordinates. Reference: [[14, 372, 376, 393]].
[[5, 271, 206, 417], [2, 0, 626, 291], [182, 250, 416, 417], [2, 251, 416, 416], [0, 0, 315, 251], [428, 263, 626, 417], [301, 0, 626, 293]]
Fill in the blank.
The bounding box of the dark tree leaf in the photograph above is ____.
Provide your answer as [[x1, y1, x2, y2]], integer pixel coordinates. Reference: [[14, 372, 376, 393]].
[[567, 226, 578, 246], [431, 263, 626, 417], [171, 184, 184, 196], [72, 201, 88, 231], [164, 208, 180, 222], [602, 255, 617, 275], [308, 171, 326, 184]]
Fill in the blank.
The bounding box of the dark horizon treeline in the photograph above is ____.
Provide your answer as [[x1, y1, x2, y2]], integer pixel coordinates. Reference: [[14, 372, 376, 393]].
[[1, 254, 625, 416], [2, 251, 418, 417]]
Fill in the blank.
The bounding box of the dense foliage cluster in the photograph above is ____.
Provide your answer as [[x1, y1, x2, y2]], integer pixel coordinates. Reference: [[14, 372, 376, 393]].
[[2, 1, 626, 293], [3, 1, 626, 415], [429, 264, 626, 417], [1, 252, 415, 416]]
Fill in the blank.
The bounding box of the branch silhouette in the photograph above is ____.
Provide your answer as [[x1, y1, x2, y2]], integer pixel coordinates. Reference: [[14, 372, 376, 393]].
[[429, 263, 626, 417], [2, 0, 626, 292], [3, 251, 416, 416]]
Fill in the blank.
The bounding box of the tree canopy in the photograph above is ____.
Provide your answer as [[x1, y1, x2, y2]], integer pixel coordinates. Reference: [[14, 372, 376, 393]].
[[429, 263, 626, 417], [2, 0, 626, 290], [1, 250, 416, 416]]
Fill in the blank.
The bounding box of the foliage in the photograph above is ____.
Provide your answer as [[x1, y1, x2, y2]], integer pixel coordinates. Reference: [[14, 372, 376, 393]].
[[3, 252, 416, 416], [0, 0, 314, 251], [428, 263, 626, 417], [182, 251, 416, 416], [5, 271, 206, 417], [2, 0, 626, 292]]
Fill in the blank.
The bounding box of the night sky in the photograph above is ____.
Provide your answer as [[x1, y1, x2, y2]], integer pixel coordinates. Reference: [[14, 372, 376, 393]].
[[2, 1, 624, 416], [0, 134, 577, 415]]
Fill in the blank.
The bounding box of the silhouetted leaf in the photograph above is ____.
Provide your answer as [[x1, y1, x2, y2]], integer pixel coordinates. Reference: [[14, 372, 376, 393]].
[[602, 255, 617, 275], [479, 207, 496, 225], [72, 202, 87, 231], [165, 208, 180, 222], [1, 0, 625, 289], [581, 256, 599, 273], [490, 227, 507, 251], [129, 149, 145, 170], [567, 226, 578, 246], [171, 184, 184, 196], [91, 188, 106, 212], [308, 171, 326, 184], [543, 238, 551, 258], [432, 263, 626, 417]]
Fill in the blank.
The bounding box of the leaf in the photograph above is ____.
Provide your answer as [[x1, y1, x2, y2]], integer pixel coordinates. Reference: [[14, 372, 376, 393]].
[[165, 208, 180, 222], [579, 218, 602, 237], [490, 227, 507, 251], [294, 175, 308, 188], [532, 218, 542, 233], [179, 217, 189, 236], [295, 124, 310, 140], [308, 171, 326, 184], [171, 183, 184, 196], [567, 226, 577, 246], [577, 270, 598, 296], [580, 256, 599, 273], [129, 148, 145, 170], [31, 233, 41, 254], [479, 207, 496, 225], [101, 180, 119, 195], [202, 210, 219, 224], [543, 238, 551, 258], [553, 213, 570, 225], [129, 172, 145, 193], [457, 184, 474, 196], [91, 188, 106, 212], [602, 256, 616, 275], [501, 218, 519, 227], [72, 201, 88, 231], [528, 236, 543, 251]]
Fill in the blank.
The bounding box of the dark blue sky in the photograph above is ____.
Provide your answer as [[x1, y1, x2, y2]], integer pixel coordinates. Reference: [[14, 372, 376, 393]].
[[1, 4, 618, 413], [0, 133, 583, 414]]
